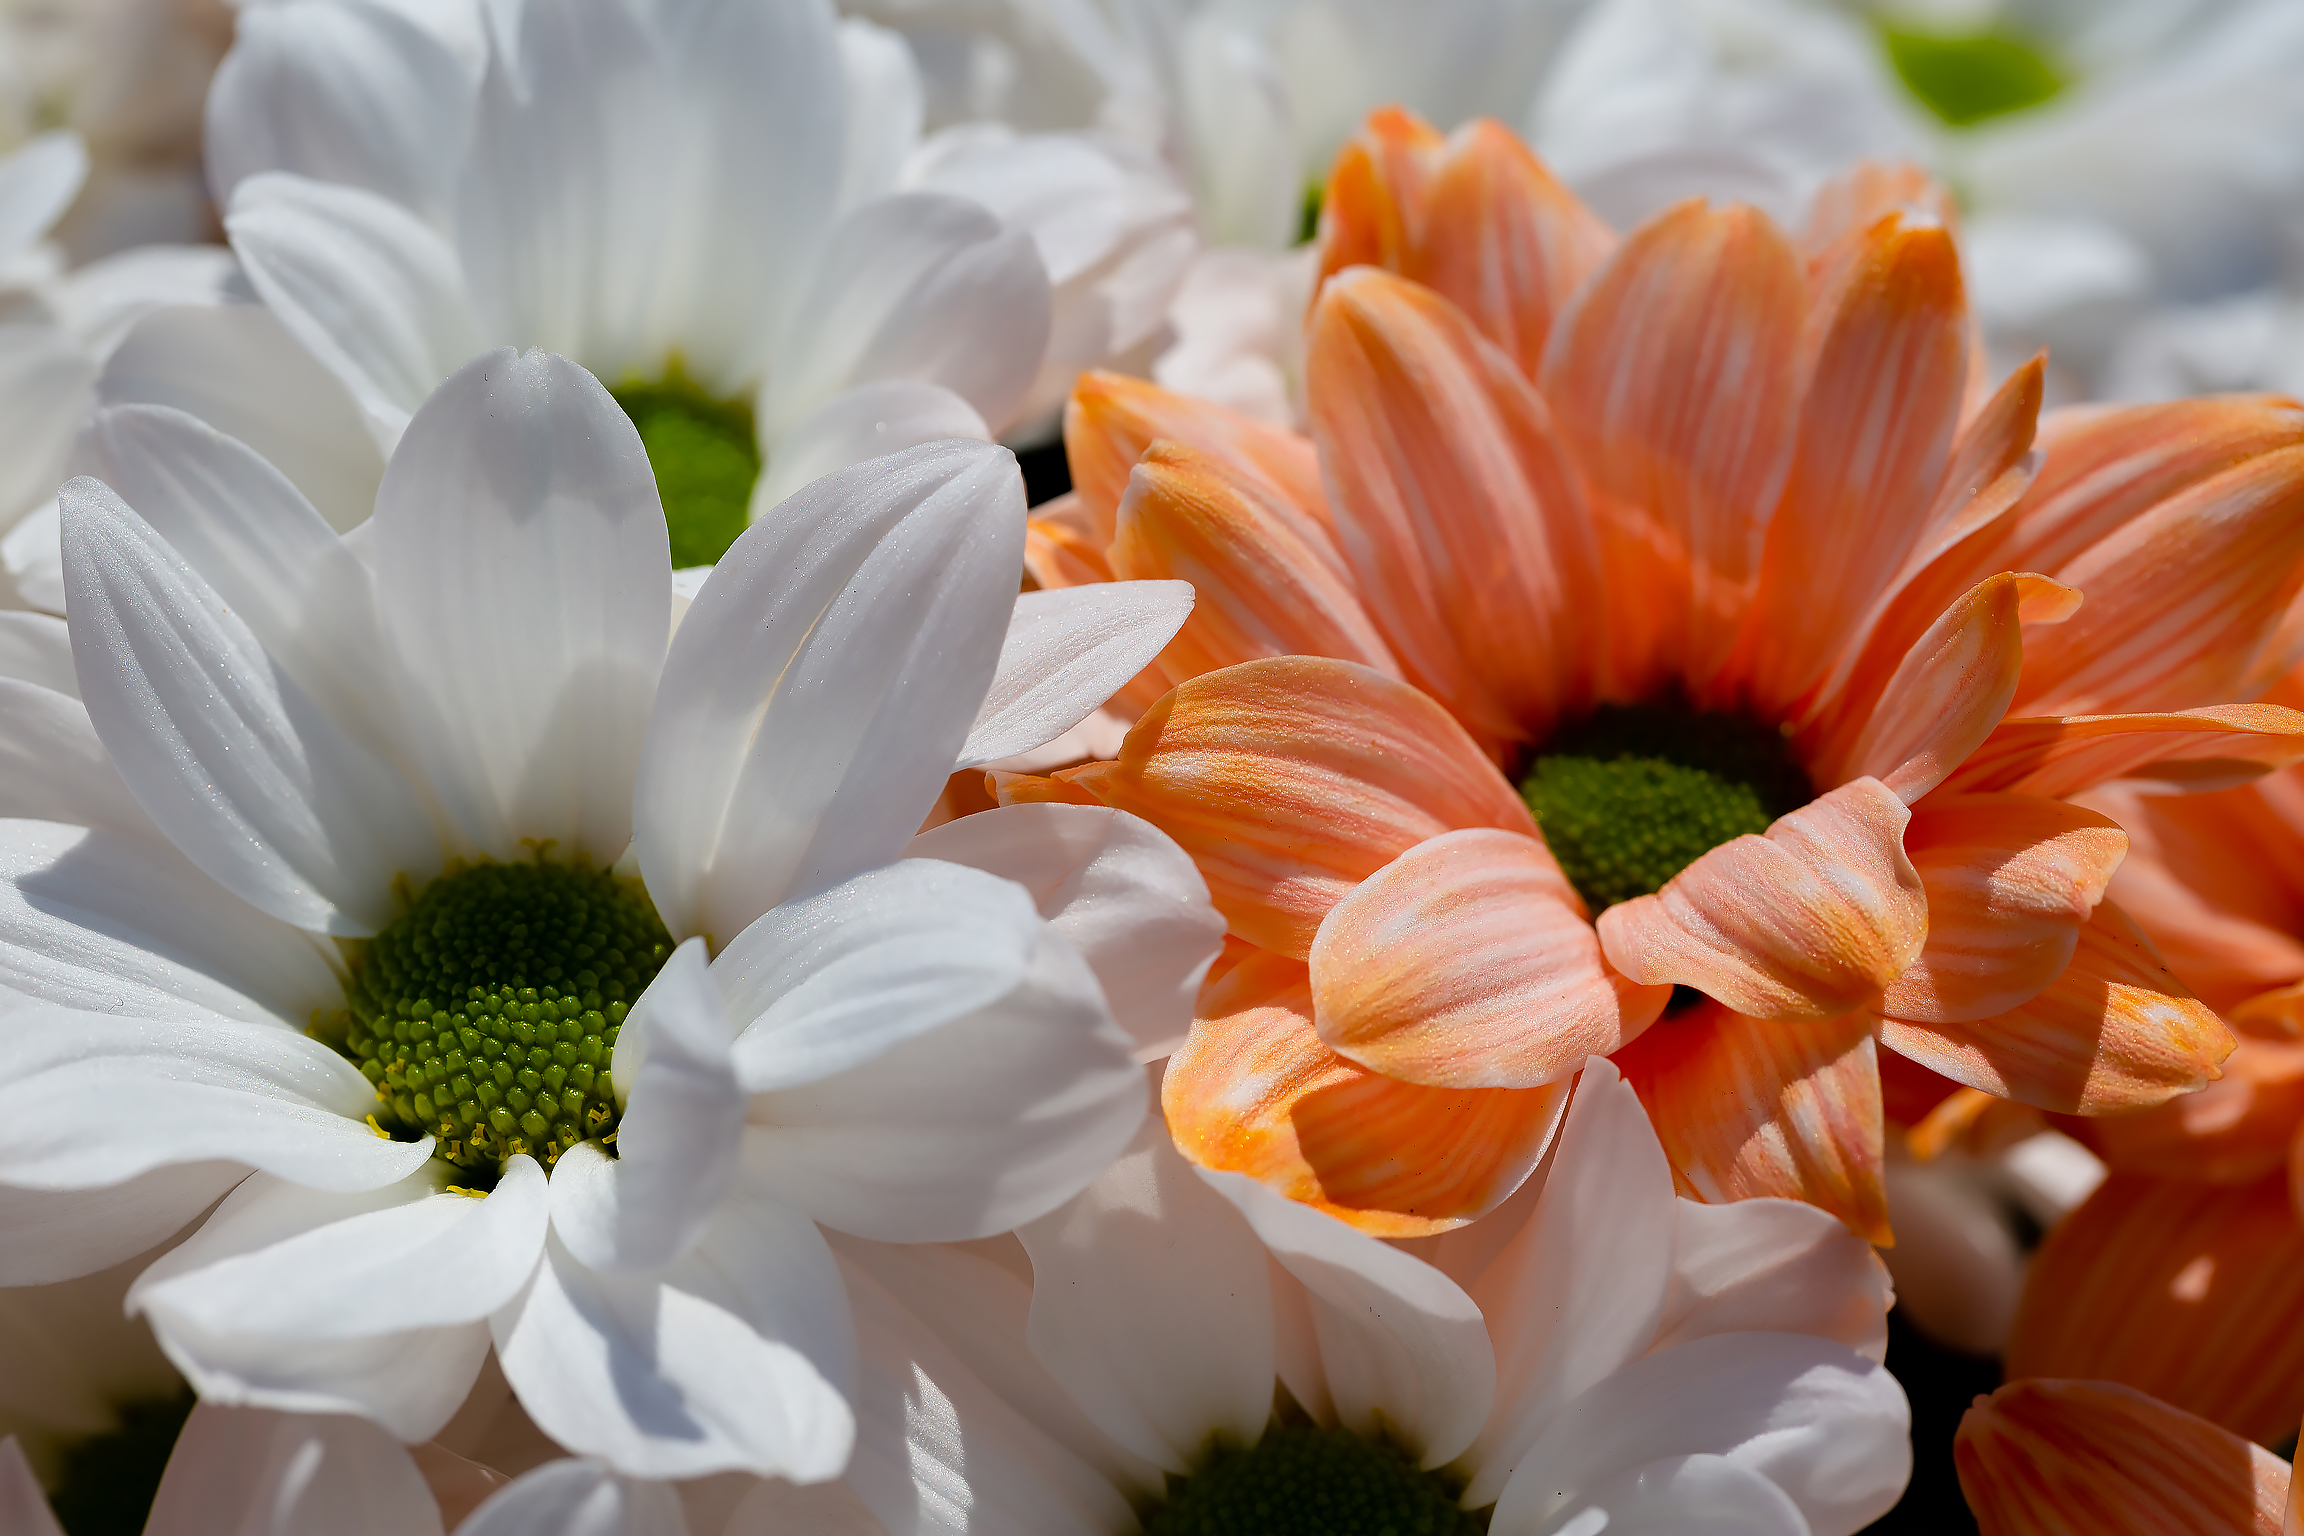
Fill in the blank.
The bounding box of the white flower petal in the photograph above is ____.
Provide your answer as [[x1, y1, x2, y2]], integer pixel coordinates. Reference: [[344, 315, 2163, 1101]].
[[206, 0, 479, 216], [906, 804, 1223, 1061], [1524, 1453, 1813, 1536], [1652, 1197, 1892, 1365], [0, 132, 85, 260], [371, 348, 669, 862], [130, 1160, 547, 1343], [745, 924, 1142, 1242], [143, 1403, 447, 1536], [1459, 1058, 1680, 1507], [836, 18, 923, 213], [49, 245, 241, 361], [766, 192, 1051, 441], [151, 1310, 492, 1444], [0, 612, 74, 694], [1015, 1114, 1273, 1473], [636, 439, 1022, 943], [0, 681, 156, 836], [750, 378, 988, 515], [60, 475, 436, 934], [0, 1163, 241, 1285], [0, 819, 338, 1027], [493, 1195, 854, 1481], [716, 860, 1042, 1095], [1196, 1165, 1495, 1469], [96, 302, 386, 536], [459, 1458, 690, 1536], [953, 582, 1193, 771], [0, 322, 97, 527], [0, 1007, 433, 1193], [0, 1436, 64, 1536], [0, 500, 62, 614], [1495, 1332, 1912, 1536], [226, 173, 486, 448]]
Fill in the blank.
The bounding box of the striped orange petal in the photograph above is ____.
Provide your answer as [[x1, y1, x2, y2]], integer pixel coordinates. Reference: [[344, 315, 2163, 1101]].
[[1307, 827, 1670, 1089], [1882, 901, 2231, 1115], [1316, 105, 1444, 289], [1162, 948, 1571, 1237], [1613, 1000, 1890, 1244], [1071, 656, 1534, 957], [1024, 491, 1117, 590], [1956, 1379, 2289, 1536], [1063, 369, 1327, 542], [2006, 1172, 2304, 1446], [1946, 705, 2304, 800], [2069, 1034, 2304, 1186], [1877, 794, 2127, 1024], [1595, 777, 1927, 1022]]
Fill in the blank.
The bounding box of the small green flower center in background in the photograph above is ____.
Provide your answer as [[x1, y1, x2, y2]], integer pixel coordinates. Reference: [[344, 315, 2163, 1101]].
[[45, 1391, 193, 1536], [1519, 699, 1812, 914], [317, 857, 673, 1188], [1145, 1422, 1487, 1535], [1883, 25, 2064, 127], [612, 361, 760, 568], [1298, 179, 1326, 246]]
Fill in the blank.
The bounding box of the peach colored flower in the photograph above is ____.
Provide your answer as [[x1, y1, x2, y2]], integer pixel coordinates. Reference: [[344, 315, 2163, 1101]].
[[1004, 108, 2304, 1242]]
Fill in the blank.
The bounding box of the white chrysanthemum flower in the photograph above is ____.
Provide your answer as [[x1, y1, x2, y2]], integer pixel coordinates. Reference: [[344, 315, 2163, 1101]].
[[720, 1058, 1911, 1535], [0, 346, 1222, 1480], [163, 0, 1189, 581]]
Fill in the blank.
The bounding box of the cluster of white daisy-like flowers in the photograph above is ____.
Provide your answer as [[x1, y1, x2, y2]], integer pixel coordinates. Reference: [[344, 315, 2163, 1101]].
[[2, 2, 2304, 1535]]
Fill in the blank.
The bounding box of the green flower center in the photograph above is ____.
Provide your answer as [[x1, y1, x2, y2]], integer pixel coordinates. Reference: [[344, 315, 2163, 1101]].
[[321, 858, 673, 1187], [1145, 1423, 1487, 1536], [1883, 25, 2064, 127], [1519, 699, 1812, 914], [612, 362, 760, 569]]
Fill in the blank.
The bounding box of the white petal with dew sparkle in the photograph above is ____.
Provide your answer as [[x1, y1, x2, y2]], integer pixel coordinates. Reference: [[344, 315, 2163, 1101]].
[[142, 1403, 447, 1536], [371, 349, 669, 863], [494, 1202, 854, 1481], [907, 804, 1224, 1061], [1017, 1113, 1274, 1472], [0, 1163, 241, 1285], [744, 924, 1143, 1244], [458, 1457, 689, 1536], [227, 173, 486, 449], [0, 1006, 434, 1193], [718, 859, 1043, 1095], [61, 476, 434, 935], [955, 582, 1194, 771], [636, 439, 1023, 943], [749, 378, 987, 515], [1524, 1453, 1813, 1536]]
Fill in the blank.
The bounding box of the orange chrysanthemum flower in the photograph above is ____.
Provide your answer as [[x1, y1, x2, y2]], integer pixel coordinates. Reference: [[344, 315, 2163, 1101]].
[[1955, 1379, 2294, 1536], [1010, 108, 2304, 1240]]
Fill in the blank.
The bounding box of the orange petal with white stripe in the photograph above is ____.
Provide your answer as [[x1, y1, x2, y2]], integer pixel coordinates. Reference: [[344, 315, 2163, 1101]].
[[2076, 1032, 2304, 1184], [1596, 777, 1927, 1021], [1801, 161, 1958, 266], [1946, 704, 2304, 800], [2014, 443, 2304, 716], [1877, 794, 2126, 1024], [1308, 265, 1603, 746], [1110, 440, 1397, 683], [1308, 827, 1670, 1089], [1024, 492, 1117, 590], [1737, 213, 1969, 715], [1081, 656, 1534, 957], [1613, 1000, 1889, 1244], [1881, 901, 2232, 1115], [2006, 1172, 2304, 1446], [1064, 370, 1327, 539], [1163, 949, 1571, 1237], [1956, 1379, 2290, 1536], [1315, 106, 1444, 289], [1540, 198, 1806, 692]]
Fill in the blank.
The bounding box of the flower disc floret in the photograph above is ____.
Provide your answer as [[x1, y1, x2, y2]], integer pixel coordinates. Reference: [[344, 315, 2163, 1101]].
[[611, 363, 761, 569], [326, 858, 674, 1182], [1145, 1424, 1486, 1535], [1520, 699, 1813, 913]]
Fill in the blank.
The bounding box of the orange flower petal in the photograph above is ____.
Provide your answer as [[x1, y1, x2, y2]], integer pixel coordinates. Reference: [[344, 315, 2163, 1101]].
[[1613, 1000, 1889, 1244], [1822, 572, 2079, 802], [2066, 1034, 2304, 1185], [988, 770, 1103, 808], [1880, 900, 2233, 1115], [1800, 161, 1958, 267], [1024, 493, 1117, 590], [2015, 444, 2304, 716], [1541, 199, 1806, 694], [1316, 106, 1444, 290], [1110, 440, 1398, 683], [1306, 266, 1605, 748], [1082, 656, 1534, 957], [1410, 119, 1616, 379], [1163, 949, 1570, 1237], [1064, 370, 1327, 540], [1307, 827, 1670, 1089], [1737, 215, 1970, 714], [1595, 777, 1926, 1021], [1946, 704, 2304, 800], [2006, 1172, 2304, 1447], [1877, 794, 2126, 1024], [1956, 1379, 2290, 1536]]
